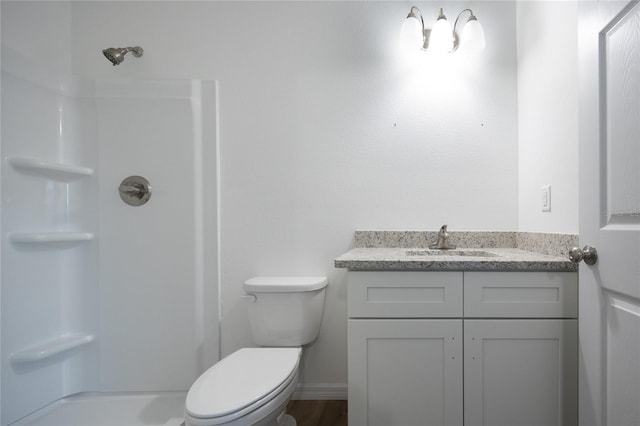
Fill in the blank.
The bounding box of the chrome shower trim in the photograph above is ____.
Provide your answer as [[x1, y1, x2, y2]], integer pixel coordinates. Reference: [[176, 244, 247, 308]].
[[102, 46, 144, 66]]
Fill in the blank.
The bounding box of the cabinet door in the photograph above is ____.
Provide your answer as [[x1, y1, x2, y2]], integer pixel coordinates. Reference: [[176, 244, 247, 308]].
[[348, 319, 463, 426], [464, 320, 578, 426]]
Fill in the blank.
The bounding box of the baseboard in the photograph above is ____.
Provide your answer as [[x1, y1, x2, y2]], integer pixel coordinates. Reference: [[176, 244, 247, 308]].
[[292, 383, 348, 400]]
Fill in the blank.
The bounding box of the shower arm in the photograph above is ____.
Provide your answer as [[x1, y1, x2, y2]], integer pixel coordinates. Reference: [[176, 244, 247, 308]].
[[125, 46, 144, 58]]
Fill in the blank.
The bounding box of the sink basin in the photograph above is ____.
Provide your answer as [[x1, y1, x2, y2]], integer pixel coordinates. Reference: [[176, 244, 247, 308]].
[[405, 249, 499, 258]]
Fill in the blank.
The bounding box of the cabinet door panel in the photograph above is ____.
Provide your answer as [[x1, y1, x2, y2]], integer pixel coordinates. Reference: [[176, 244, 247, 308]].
[[464, 320, 577, 426], [348, 319, 463, 426], [348, 271, 463, 318], [464, 272, 578, 318]]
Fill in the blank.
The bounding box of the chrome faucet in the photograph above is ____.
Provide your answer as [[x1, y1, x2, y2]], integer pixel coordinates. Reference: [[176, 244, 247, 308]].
[[429, 224, 456, 250]]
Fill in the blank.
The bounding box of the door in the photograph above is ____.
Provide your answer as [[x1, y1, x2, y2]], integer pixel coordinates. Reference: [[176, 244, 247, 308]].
[[578, 2, 640, 425], [464, 320, 578, 426], [348, 319, 463, 426]]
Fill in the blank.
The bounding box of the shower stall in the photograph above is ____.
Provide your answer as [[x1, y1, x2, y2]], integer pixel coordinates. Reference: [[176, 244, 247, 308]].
[[1, 46, 219, 425]]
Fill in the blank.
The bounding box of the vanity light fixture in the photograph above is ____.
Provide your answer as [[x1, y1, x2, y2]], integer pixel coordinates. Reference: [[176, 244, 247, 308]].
[[401, 5, 486, 53]]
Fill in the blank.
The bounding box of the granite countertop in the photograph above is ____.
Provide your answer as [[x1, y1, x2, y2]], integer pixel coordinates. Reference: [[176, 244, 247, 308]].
[[334, 247, 576, 271], [334, 231, 578, 272]]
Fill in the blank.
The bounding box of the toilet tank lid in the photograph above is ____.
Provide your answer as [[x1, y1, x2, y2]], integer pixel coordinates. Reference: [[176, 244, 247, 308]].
[[244, 276, 328, 292]]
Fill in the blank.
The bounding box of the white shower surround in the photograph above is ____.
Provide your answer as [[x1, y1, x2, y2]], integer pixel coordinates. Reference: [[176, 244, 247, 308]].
[[0, 48, 219, 425]]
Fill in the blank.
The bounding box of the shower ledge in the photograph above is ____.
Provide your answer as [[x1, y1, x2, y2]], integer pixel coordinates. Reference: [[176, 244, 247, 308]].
[[9, 231, 94, 244], [10, 333, 95, 364], [8, 156, 94, 181]]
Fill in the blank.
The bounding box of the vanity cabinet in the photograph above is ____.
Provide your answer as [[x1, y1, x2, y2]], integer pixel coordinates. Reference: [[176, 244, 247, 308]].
[[347, 271, 578, 426]]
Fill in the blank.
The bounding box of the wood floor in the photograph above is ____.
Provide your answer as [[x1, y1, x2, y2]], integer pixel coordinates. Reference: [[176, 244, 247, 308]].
[[286, 400, 348, 426]]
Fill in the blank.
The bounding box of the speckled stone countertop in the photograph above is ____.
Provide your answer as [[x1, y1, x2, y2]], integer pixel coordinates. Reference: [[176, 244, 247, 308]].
[[335, 231, 578, 272]]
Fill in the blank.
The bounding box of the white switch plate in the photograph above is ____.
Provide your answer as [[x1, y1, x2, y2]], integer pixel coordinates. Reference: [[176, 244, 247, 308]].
[[541, 185, 551, 212]]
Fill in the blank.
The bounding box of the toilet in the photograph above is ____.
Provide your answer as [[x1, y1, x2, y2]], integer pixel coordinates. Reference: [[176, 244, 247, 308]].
[[184, 276, 328, 426]]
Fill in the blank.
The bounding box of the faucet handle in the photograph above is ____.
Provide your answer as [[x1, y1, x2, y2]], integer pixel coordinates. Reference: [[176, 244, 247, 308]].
[[430, 224, 455, 249]]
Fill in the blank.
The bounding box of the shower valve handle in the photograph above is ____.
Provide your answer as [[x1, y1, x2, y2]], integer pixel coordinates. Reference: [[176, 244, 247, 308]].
[[120, 184, 145, 198], [118, 176, 152, 206]]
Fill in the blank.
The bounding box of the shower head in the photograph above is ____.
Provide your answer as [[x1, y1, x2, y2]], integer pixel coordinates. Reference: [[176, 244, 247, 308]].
[[102, 46, 144, 66]]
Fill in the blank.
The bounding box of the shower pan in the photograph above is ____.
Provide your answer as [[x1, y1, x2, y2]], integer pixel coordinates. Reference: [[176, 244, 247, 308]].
[[1, 48, 219, 426]]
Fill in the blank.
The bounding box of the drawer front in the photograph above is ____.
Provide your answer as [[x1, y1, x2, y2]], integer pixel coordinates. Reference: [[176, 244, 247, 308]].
[[348, 271, 463, 318], [464, 272, 578, 318]]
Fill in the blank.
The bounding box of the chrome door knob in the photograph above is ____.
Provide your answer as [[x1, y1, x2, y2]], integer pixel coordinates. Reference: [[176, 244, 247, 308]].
[[569, 245, 598, 265]]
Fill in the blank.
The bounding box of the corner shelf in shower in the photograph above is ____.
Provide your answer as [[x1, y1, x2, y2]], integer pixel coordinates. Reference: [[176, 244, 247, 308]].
[[7, 156, 94, 181], [9, 231, 95, 244], [10, 333, 95, 364]]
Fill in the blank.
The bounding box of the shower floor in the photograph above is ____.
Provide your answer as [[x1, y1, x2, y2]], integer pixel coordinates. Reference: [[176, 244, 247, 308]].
[[12, 392, 186, 426]]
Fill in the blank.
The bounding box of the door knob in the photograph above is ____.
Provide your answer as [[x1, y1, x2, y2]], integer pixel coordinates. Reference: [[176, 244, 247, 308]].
[[569, 245, 598, 265]]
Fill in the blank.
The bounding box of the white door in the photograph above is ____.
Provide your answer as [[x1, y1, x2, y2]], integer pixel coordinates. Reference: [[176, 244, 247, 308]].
[[578, 1, 640, 426]]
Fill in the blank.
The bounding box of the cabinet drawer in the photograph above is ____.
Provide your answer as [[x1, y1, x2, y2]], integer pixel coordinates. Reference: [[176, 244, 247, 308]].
[[464, 272, 578, 318], [348, 271, 463, 318]]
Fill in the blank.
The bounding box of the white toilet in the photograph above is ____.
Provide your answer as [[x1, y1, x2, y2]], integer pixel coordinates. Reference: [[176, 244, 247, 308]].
[[184, 276, 328, 426]]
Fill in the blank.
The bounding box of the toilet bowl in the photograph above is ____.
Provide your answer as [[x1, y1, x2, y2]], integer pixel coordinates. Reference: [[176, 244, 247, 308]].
[[185, 276, 328, 426], [185, 348, 300, 426]]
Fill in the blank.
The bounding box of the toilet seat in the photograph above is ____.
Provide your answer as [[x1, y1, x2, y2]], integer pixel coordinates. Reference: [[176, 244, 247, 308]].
[[185, 347, 301, 425]]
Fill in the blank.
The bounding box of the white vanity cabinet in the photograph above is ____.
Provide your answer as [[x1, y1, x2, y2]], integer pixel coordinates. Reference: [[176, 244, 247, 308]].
[[347, 270, 578, 426]]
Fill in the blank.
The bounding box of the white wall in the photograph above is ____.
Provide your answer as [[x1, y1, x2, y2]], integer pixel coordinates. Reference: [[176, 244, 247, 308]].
[[517, 1, 579, 234], [70, 1, 519, 388], [0, 1, 71, 74]]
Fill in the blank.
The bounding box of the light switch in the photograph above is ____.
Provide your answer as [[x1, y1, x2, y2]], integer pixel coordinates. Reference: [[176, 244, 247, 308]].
[[541, 185, 551, 212]]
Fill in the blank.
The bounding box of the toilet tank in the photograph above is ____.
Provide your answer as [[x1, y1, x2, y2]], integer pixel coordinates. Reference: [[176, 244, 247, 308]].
[[243, 276, 328, 346]]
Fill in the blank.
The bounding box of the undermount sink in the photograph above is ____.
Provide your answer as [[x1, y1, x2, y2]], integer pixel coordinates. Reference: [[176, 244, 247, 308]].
[[405, 249, 499, 258]]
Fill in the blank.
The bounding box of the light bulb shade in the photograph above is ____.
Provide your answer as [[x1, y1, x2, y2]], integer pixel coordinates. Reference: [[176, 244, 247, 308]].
[[400, 16, 425, 50], [461, 18, 486, 52], [429, 17, 454, 53]]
